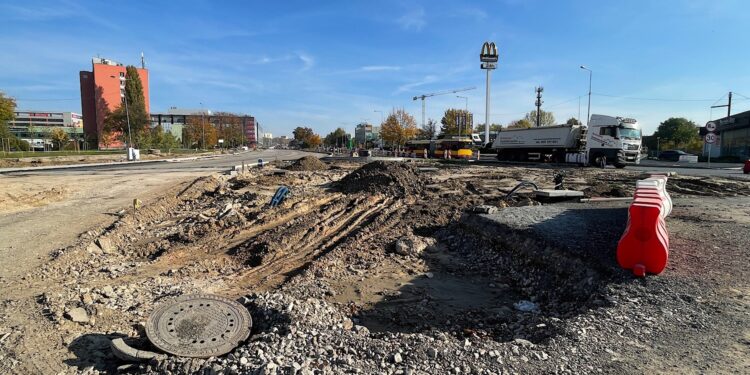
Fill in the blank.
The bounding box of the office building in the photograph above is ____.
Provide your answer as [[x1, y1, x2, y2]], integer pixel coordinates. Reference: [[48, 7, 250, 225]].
[[149, 108, 257, 147], [354, 123, 380, 146], [79, 57, 150, 148], [7, 111, 84, 150]]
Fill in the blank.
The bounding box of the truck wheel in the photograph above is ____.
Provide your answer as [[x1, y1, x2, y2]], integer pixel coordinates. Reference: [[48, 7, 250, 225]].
[[614, 163, 626, 169]]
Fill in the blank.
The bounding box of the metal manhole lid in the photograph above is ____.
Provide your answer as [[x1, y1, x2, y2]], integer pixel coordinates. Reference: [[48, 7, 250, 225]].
[[145, 294, 252, 358]]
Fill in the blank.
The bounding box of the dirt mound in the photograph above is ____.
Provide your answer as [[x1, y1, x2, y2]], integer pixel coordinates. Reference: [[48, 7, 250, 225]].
[[285, 156, 328, 171], [337, 161, 423, 196]]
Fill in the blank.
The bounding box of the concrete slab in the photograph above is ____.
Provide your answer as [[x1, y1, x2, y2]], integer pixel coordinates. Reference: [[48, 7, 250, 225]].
[[534, 189, 584, 198]]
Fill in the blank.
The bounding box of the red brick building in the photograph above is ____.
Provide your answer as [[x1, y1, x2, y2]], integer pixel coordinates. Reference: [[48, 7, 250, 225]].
[[79, 57, 149, 148]]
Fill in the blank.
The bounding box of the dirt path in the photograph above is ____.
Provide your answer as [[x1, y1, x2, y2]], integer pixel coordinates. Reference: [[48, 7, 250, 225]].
[[0, 170, 210, 280]]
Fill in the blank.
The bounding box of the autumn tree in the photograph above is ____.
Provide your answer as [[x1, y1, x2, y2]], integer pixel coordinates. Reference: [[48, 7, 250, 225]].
[[307, 134, 322, 148], [523, 109, 555, 127], [212, 112, 245, 147], [185, 115, 217, 149], [381, 108, 418, 150], [49, 127, 69, 150], [507, 119, 532, 129], [440, 108, 473, 136], [292, 126, 322, 148]]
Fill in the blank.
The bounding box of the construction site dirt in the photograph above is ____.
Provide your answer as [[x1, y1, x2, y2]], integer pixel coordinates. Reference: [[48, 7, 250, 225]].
[[0, 159, 749, 374]]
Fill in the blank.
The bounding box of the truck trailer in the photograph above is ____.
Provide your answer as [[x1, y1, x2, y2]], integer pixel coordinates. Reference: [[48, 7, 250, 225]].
[[491, 114, 642, 168]]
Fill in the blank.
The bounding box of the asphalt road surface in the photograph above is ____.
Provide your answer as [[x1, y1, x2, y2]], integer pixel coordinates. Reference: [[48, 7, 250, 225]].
[[0, 149, 317, 175]]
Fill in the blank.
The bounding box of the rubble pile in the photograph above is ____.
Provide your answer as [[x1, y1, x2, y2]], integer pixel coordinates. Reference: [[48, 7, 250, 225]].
[[337, 161, 424, 196]]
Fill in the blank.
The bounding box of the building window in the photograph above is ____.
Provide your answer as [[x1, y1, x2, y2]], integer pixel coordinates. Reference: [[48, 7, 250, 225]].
[[119, 72, 125, 78]]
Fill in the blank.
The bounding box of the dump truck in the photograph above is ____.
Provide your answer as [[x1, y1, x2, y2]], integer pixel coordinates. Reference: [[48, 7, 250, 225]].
[[492, 114, 642, 168]]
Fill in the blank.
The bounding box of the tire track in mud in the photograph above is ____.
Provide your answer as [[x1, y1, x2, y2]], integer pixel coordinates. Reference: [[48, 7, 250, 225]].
[[222, 194, 397, 295]]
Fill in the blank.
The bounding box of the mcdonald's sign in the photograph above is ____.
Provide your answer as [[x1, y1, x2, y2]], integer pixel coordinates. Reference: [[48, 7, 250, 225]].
[[480, 41, 498, 63]]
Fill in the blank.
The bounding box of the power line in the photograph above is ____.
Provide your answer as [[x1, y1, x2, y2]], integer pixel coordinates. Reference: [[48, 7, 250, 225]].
[[592, 93, 740, 102]]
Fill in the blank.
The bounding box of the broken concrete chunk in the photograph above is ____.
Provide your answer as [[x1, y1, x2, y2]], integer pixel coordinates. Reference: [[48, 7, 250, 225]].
[[96, 237, 116, 254], [86, 242, 103, 255], [394, 235, 433, 257], [65, 307, 89, 323]]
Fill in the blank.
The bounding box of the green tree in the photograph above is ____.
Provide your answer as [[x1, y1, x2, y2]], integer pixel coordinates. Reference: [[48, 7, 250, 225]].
[[324, 128, 350, 147], [440, 108, 473, 136], [523, 109, 555, 127], [653, 117, 699, 148], [0, 92, 20, 149], [566, 117, 582, 125], [507, 119, 532, 129], [381, 108, 418, 149], [474, 123, 503, 132], [103, 66, 149, 147]]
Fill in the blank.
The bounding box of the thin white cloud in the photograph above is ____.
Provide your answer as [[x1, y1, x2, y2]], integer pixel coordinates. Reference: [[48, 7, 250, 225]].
[[0, 1, 121, 31], [297, 53, 315, 71], [397, 8, 426, 31], [394, 75, 438, 94], [361, 65, 402, 72]]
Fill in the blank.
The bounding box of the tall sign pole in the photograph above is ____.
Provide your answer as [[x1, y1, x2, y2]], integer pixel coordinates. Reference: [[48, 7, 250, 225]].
[[480, 42, 498, 146]]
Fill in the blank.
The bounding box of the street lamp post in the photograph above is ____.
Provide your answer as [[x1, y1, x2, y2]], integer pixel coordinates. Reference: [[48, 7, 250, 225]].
[[199, 102, 206, 150], [111, 75, 132, 150], [580, 65, 592, 125]]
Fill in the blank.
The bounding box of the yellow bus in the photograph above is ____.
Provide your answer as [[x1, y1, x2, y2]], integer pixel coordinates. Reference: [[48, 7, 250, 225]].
[[405, 136, 475, 159]]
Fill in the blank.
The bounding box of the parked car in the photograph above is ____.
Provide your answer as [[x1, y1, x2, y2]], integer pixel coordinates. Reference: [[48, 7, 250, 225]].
[[658, 150, 692, 162]]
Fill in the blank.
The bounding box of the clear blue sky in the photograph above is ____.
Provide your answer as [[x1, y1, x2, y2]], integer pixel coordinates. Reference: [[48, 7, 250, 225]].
[[2, 0, 749, 136]]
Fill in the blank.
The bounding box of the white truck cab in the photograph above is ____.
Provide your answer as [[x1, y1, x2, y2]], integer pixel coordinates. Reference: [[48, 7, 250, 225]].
[[586, 114, 642, 167]]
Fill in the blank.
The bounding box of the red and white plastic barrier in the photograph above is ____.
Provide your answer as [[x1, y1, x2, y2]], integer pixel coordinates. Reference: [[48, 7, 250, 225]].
[[616, 175, 672, 277]]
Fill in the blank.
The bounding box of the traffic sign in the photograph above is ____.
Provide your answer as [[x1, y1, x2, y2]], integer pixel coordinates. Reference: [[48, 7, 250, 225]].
[[705, 122, 717, 132], [704, 132, 717, 144]]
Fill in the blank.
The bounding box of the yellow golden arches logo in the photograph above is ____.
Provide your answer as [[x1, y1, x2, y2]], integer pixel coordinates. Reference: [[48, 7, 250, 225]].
[[480, 41, 498, 64]]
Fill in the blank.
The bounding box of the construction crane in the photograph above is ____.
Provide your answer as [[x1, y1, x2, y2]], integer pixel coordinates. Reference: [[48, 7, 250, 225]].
[[412, 86, 476, 130]]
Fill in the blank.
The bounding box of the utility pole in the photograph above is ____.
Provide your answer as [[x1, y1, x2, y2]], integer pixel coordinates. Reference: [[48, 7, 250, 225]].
[[711, 91, 733, 119], [535, 86, 544, 127], [580, 66, 592, 125]]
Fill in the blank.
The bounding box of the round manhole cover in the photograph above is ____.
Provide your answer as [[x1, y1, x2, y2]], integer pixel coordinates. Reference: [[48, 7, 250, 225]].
[[145, 294, 252, 358]]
